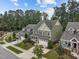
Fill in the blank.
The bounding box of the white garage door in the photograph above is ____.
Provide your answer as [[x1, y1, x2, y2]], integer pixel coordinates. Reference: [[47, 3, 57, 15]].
[[38, 40, 48, 48]]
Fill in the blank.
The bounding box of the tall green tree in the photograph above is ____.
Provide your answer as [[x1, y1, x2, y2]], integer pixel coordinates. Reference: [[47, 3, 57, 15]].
[[67, 0, 79, 21], [54, 3, 67, 31], [0, 9, 42, 31]]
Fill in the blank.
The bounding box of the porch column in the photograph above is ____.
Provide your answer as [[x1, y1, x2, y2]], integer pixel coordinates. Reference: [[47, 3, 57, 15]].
[[42, 31, 43, 36], [71, 42, 73, 51], [77, 43, 78, 53]]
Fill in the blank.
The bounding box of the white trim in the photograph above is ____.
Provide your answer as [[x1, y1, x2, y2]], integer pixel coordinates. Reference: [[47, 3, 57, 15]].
[[77, 29, 79, 31], [38, 22, 51, 31], [55, 20, 60, 26], [68, 27, 74, 31], [70, 37, 78, 42]]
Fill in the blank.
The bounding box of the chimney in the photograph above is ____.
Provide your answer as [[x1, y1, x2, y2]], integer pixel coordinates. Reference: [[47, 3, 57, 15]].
[[41, 15, 44, 20]]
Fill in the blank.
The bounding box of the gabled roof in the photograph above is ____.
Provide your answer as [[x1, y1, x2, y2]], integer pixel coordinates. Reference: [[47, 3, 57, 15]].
[[66, 22, 79, 31], [36, 20, 57, 30], [22, 20, 57, 31], [16, 20, 58, 39], [61, 22, 79, 41], [23, 24, 36, 30], [0, 46, 20, 59]]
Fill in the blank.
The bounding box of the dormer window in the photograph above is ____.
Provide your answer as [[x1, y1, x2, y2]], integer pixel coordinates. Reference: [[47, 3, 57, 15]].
[[48, 32, 50, 36], [68, 27, 75, 34]]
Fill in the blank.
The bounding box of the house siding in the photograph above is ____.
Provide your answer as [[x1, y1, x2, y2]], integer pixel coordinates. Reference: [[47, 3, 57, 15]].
[[51, 22, 62, 41]]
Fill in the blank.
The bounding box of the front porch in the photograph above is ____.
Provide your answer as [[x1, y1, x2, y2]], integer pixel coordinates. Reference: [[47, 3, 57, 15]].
[[65, 38, 79, 54]]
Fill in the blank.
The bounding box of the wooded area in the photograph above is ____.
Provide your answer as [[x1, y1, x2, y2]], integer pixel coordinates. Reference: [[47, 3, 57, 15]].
[[53, 0, 79, 30], [0, 0, 79, 31]]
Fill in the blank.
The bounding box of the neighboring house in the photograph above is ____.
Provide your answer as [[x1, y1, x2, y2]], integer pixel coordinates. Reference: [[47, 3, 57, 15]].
[[0, 46, 20, 59], [23, 19, 62, 47], [16, 31, 25, 39], [60, 22, 79, 54]]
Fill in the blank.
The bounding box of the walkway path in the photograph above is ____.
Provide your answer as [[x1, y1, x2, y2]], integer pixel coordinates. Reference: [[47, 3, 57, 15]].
[[18, 46, 49, 59], [2, 37, 26, 52], [18, 47, 34, 59], [1, 34, 48, 59]]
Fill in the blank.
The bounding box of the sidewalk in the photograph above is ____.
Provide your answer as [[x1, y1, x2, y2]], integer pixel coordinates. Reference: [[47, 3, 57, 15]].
[[2, 39, 26, 52], [71, 52, 79, 59], [2, 37, 48, 59]]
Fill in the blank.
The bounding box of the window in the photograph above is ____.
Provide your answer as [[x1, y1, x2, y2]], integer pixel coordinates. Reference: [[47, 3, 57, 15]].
[[36, 37, 37, 39], [65, 41, 67, 44], [68, 27, 75, 34], [30, 29, 33, 32], [72, 39, 77, 42], [48, 32, 50, 35], [38, 31, 42, 35], [73, 43, 76, 48], [68, 42, 71, 47]]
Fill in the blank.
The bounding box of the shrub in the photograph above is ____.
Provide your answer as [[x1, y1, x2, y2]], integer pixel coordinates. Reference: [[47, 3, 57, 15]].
[[55, 45, 64, 56], [33, 45, 43, 59], [31, 57, 37, 59], [47, 40, 53, 49]]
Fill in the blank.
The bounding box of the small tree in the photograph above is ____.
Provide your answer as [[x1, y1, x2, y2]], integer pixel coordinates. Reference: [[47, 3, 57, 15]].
[[48, 40, 53, 49], [56, 45, 64, 59], [12, 32, 16, 39], [31, 57, 37, 59], [7, 36, 12, 42], [33, 45, 43, 59]]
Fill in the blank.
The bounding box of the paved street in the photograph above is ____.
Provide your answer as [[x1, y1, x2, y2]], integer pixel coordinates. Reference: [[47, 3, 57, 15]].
[[1, 35, 49, 59], [18, 47, 34, 59]]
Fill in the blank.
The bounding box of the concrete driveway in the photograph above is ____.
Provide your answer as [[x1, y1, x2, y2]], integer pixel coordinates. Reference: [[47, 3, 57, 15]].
[[18, 47, 50, 59], [18, 47, 34, 59]]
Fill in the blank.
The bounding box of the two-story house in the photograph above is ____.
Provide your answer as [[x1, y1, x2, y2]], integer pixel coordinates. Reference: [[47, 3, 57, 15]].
[[24, 19, 62, 47], [60, 22, 79, 54]]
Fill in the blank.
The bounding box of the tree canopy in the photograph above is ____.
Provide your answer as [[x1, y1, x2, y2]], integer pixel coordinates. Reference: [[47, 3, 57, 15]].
[[0, 9, 42, 31], [0, 0, 79, 31], [54, 0, 79, 30]]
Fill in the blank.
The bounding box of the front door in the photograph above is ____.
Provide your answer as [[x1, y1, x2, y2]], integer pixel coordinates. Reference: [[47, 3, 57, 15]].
[[72, 43, 77, 53]]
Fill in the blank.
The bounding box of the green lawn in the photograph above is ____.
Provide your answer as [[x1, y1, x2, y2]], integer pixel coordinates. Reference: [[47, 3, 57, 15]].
[[43, 49, 59, 59], [43, 44, 72, 59], [15, 41, 33, 50], [64, 54, 72, 59], [0, 41, 5, 44], [7, 46, 22, 54]]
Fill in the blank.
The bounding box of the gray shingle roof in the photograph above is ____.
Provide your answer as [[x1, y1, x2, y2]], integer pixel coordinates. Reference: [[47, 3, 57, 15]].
[[61, 31, 74, 40], [61, 22, 79, 41], [16, 20, 57, 38], [25, 24, 36, 30], [16, 24, 36, 37], [0, 46, 20, 59], [23, 20, 57, 31], [66, 22, 79, 31], [36, 20, 57, 30]]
